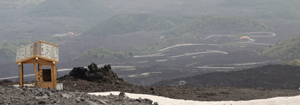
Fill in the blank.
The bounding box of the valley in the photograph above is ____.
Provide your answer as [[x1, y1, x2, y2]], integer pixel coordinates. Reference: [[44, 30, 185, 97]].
[[1, 31, 279, 86], [2, 0, 300, 104]]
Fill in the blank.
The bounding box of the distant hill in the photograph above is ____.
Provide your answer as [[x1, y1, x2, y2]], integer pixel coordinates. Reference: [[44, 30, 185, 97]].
[[0, 48, 15, 60], [219, 0, 300, 19], [72, 48, 132, 61], [165, 15, 272, 37], [0, 0, 44, 9], [26, 0, 113, 17], [84, 14, 177, 36], [259, 35, 300, 61]]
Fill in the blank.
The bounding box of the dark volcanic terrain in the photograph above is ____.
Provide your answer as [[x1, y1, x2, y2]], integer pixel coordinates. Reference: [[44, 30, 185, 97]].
[[1, 63, 300, 104], [7, 64, 300, 101], [153, 65, 300, 89], [59, 64, 300, 101]]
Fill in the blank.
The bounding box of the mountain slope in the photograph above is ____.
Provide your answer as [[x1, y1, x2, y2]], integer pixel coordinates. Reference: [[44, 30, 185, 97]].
[[219, 0, 300, 19], [152, 65, 300, 89], [84, 14, 177, 36], [26, 0, 113, 17], [259, 35, 300, 61], [0, 0, 44, 8], [165, 15, 272, 37], [72, 48, 132, 61]]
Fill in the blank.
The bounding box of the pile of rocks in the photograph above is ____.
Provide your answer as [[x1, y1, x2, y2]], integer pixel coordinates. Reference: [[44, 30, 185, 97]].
[[0, 86, 157, 105], [0, 79, 12, 85], [69, 63, 123, 84]]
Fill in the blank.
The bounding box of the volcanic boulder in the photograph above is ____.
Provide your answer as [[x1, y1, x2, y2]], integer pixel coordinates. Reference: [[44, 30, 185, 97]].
[[69, 67, 88, 80], [69, 63, 122, 84], [88, 62, 98, 73]]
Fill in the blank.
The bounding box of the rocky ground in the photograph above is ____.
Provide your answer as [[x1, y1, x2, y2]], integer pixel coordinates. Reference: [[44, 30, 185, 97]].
[[0, 85, 156, 105], [59, 78, 300, 101], [0, 63, 158, 105], [2, 63, 300, 104], [53, 63, 300, 101]]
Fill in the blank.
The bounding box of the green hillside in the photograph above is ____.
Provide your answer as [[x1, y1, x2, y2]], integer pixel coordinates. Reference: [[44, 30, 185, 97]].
[[282, 59, 300, 66], [26, 0, 113, 17], [165, 15, 272, 37], [84, 14, 177, 36], [73, 48, 132, 60], [259, 35, 300, 61]]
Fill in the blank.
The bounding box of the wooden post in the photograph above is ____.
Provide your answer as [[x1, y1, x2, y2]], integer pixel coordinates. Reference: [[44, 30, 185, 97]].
[[19, 63, 23, 88], [38, 64, 43, 87], [51, 65, 53, 89], [33, 63, 39, 87], [53, 63, 57, 89], [39, 67, 43, 86], [51, 63, 57, 89]]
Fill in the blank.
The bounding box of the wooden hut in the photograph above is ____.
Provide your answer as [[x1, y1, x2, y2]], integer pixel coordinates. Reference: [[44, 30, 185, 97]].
[[15, 40, 59, 89]]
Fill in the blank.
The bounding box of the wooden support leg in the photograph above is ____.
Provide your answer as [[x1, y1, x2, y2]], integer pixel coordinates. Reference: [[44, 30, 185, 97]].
[[19, 63, 23, 88], [51, 63, 57, 89], [38, 64, 43, 87], [33, 63, 39, 87], [53, 64, 57, 89]]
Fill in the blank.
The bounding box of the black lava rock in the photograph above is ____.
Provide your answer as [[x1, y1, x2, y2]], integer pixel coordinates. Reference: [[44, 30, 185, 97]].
[[0, 86, 157, 105]]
